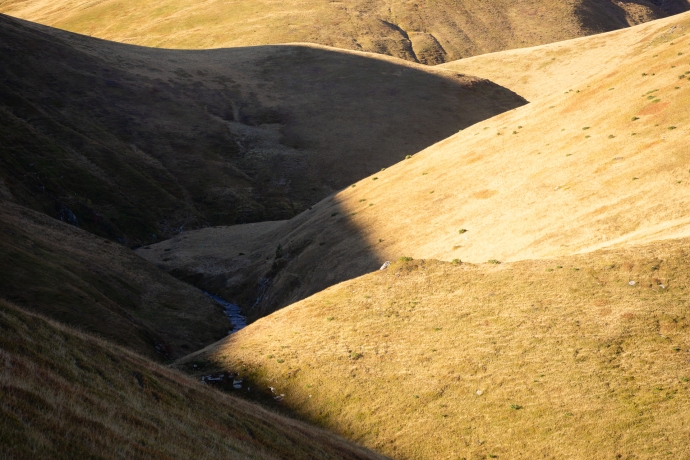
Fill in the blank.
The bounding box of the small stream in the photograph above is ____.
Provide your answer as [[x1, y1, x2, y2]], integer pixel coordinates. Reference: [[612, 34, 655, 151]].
[[203, 291, 247, 334]]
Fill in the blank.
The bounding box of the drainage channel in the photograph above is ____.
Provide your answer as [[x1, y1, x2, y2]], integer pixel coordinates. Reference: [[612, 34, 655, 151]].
[[203, 291, 247, 334]]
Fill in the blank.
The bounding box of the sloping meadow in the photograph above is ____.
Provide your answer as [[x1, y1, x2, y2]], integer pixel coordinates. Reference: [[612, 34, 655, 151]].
[[0, 299, 387, 460], [179, 237, 690, 459]]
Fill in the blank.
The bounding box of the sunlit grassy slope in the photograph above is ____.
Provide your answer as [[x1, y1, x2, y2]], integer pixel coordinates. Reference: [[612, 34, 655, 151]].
[[0, 14, 523, 245], [179, 237, 690, 459], [143, 12, 690, 321], [441, 7, 690, 100], [0, 201, 230, 360], [0, 0, 682, 63], [0, 299, 387, 460]]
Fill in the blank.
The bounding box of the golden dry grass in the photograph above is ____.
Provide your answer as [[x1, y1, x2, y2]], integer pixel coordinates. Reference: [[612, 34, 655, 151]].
[[0, 0, 677, 63], [144, 12, 690, 320], [441, 9, 690, 100], [0, 299, 387, 459], [179, 237, 690, 459]]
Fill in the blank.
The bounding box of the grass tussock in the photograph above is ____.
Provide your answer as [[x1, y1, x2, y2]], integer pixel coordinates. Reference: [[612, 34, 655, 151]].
[[182, 237, 690, 459], [0, 299, 386, 460]]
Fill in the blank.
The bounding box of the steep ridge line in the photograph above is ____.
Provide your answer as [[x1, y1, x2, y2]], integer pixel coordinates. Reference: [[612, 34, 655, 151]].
[[0, 0, 685, 63]]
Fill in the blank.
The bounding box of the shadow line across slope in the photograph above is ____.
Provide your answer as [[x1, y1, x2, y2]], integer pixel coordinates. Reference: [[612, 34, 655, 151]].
[[0, 13, 527, 247]]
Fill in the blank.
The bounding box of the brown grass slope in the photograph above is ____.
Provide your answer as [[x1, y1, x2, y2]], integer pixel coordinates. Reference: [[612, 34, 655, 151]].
[[178, 237, 690, 459], [0, 299, 388, 460], [0, 200, 230, 360], [1, 0, 686, 64], [0, 14, 524, 246], [441, 4, 690, 100], [142, 11, 690, 321]]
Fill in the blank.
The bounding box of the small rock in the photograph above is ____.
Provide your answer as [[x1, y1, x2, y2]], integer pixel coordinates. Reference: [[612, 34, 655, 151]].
[[476, 390, 483, 396], [628, 281, 636, 286], [380, 261, 391, 270]]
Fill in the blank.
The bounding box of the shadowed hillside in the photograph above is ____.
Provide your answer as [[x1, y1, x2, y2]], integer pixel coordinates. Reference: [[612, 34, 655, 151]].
[[178, 237, 690, 459], [141, 12, 690, 321], [1, 0, 686, 64], [0, 201, 230, 360], [0, 299, 388, 460], [0, 14, 525, 246]]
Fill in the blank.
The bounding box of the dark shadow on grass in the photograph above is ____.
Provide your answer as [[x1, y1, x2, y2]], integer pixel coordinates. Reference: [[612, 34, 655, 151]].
[[0, 13, 526, 248]]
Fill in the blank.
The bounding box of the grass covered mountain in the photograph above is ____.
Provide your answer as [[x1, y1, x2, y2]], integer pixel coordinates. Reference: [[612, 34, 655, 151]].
[[0, 201, 230, 360], [440, 7, 690, 100], [1, 0, 687, 64], [142, 11, 690, 321], [178, 238, 690, 459], [0, 13, 524, 246], [0, 299, 387, 459]]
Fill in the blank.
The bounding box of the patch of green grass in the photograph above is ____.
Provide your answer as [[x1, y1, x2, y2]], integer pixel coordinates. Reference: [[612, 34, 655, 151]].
[[399, 257, 414, 262]]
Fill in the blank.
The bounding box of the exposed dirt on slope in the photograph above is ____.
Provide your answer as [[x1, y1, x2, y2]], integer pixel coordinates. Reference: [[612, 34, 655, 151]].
[[0, 0, 684, 63], [0, 14, 525, 246]]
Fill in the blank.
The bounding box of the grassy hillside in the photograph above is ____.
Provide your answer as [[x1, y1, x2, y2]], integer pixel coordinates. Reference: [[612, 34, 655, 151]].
[[0, 14, 523, 246], [0, 0, 683, 64], [0, 299, 387, 459], [0, 200, 230, 360], [142, 11, 690, 321], [178, 237, 690, 459], [441, 7, 690, 100]]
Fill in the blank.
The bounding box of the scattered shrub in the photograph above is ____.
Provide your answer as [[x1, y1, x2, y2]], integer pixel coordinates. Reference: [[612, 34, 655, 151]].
[[458, 229, 468, 234], [451, 259, 462, 265], [488, 259, 501, 264], [632, 117, 639, 121], [399, 256, 413, 262], [331, 212, 339, 217]]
